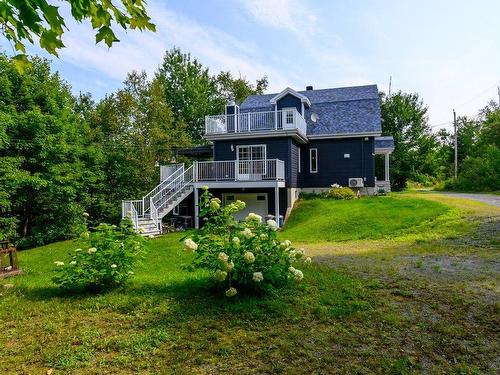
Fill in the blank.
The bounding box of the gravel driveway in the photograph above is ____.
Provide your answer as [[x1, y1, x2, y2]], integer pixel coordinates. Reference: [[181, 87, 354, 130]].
[[439, 192, 500, 207]]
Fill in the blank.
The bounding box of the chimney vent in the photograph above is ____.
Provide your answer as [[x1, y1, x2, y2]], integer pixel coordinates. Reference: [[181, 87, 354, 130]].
[[306, 85, 313, 91]]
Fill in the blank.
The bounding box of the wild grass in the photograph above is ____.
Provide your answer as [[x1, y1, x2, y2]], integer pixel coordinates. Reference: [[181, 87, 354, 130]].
[[1, 193, 498, 373]]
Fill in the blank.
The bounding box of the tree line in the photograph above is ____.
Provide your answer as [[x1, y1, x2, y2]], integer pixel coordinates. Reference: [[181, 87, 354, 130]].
[[0, 49, 267, 248]]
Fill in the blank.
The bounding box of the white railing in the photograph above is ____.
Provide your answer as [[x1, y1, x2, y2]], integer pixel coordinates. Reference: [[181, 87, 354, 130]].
[[151, 165, 194, 215], [143, 164, 184, 214], [205, 109, 307, 136], [194, 159, 285, 182], [121, 200, 141, 231]]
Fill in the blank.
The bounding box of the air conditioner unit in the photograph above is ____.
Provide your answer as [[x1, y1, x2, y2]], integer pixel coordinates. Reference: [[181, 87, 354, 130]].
[[348, 178, 364, 188]]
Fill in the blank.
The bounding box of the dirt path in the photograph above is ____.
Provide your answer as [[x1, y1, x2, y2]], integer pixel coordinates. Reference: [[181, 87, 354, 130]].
[[439, 192, 500, 207]]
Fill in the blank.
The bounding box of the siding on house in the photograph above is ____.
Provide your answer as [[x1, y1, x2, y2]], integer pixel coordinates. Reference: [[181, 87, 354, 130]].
[[212, 138, 300, 187], [276, 93, 302, 114], [302, 137, 375, 187]]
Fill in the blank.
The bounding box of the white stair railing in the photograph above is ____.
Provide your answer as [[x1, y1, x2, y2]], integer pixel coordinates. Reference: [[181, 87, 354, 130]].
[[143, 164, 184, 214], [122, 200, 140, 232], [150, 165, 194, 219]]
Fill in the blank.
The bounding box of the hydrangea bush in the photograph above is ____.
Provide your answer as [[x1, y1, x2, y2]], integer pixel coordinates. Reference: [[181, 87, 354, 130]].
[[183, 187, 310, 297], [53, 217, 147, 291], [329, 184, 355, 200]]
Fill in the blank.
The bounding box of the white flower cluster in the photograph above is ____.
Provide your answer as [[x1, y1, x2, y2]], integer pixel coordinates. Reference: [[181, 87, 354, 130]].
[[184, 238, 198, 252], [266, 219, 278, 230], [245, 212, 262, 226], [243, 251, 255, 264], [218, 252, 234, 271], [232, 237, 240, 245], [54, 261, 65, 267], [70, 261, 77, 266], [214, 269, 228, 282], [252, 272, 263, 282], [111, 264, 117, 269], [288, 266, 304, 281], [241, 228, 254, 238], [331, 183, 342, 188], [209, 198, 221, 211], [281, 240, 292, 249], [88, 247, 97, 254], [225, 287, 237, 297], [304, 257, 312, 264]]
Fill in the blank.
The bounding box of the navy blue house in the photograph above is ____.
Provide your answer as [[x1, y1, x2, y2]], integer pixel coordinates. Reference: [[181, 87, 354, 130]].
[[123, 85, 395, 235]]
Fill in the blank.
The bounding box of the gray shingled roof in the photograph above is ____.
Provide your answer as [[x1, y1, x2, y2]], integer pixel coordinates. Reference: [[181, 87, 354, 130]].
[[374, 136, 395, 150], [240, 85, 382, 136]]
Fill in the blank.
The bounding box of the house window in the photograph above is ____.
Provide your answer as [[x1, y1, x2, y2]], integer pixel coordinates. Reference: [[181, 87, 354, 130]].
[[310, 148, 318, 173], [298, 147, 301, 173], [237, 145, 266, 161]]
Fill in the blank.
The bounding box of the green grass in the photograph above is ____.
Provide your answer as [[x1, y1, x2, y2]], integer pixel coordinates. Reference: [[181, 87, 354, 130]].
[[283, 196, 449, 243], [1, 194, 498, 373]]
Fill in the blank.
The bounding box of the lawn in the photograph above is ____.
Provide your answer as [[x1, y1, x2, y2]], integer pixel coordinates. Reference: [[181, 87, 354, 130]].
[[283, 195, 449, 243], [1, 193, 499, 374]]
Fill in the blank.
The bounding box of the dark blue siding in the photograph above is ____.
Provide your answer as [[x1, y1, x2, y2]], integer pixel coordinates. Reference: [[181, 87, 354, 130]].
[[213, 138, 299, 187], [276, 94, 302, 114], [302, 137, 375, 187]]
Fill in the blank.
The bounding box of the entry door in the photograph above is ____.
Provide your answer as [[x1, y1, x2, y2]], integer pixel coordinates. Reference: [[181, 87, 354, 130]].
[[236, 145, 266, 180], [282, 107, 295, 129], [223, 193, 268, 222]]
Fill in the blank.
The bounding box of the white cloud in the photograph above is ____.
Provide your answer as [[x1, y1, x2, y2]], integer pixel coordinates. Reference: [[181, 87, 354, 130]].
[[237, 0, 318, 36], [52, 1, 292, 92]]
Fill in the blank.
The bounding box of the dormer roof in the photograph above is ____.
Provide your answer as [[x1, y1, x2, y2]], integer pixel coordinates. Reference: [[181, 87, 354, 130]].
[[270, 87, 311, 107]]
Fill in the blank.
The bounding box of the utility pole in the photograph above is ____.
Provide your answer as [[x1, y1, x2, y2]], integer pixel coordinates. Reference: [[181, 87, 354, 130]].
[[388, 76, 392, 97], [454, 109, 458, 179]]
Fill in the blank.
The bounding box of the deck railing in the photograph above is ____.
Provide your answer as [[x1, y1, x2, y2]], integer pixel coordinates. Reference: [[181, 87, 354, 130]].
[[194, 159, 285, 182], [205, 109, 307, 136]]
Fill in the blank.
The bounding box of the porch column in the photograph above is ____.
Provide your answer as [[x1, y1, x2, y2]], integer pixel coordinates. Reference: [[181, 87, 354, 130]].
[[194, 187, 199, 229], [384, 153, 390, 181], [274, 186, 280, 228]]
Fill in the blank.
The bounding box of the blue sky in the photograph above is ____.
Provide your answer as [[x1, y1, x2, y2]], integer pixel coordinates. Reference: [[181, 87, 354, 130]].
[[4, 0, 500, 131]]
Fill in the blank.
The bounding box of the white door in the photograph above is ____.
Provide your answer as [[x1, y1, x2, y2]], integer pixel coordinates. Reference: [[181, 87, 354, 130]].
[[282, 107, 295, 129], [223, 193, 268, 222], [236, 145, 266, 181]]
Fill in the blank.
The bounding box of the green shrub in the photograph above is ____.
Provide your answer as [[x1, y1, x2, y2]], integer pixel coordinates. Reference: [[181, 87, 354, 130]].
[[53, 218, 147, 291], [183, 187, 310, 297], [328, 184, 356, 200]]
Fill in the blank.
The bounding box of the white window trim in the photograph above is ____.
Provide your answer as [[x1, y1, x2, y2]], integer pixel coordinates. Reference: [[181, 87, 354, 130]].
[[298, 147, 301, 173], [309, 148, 318, 173], [236, 144, 267, 161]]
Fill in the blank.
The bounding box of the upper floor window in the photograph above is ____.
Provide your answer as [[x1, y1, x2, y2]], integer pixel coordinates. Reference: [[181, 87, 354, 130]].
[[237, 145, 266, 161], [310, 148, 318, 173]]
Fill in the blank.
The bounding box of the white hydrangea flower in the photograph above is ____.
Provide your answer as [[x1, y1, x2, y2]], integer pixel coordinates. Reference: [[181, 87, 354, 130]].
[[83, 212, 89, 217], [54, 261, 65, 266], [70, 261, 77, 266], [245, 212, 262, 225], [288, 249, 297, 260], [259, 233, 268, 240], [201, 185, 209, 191], [293, 269, 304, 282], [210, 199, 220, 211], [75, 248, 82, 252], [218, 252, 229, 262], [127, 271, 134, 275], [252, 272, 264, 282], [111, 264, 117, 269], [214, 269, 228, 282], [232, 237, 240, 245], [304, 257, 312, 264], [234, 200, 246, 210], [225, 287, 237, 297], [88, 247, 97, 254], [184, 238, 198, 252], [242, 228, 254, 238], [266, 219, 278, 230], [288, 266, 296, 273], [243, 251, 255, 264], [224, 261, 235, 272], [82, 231, 90, 239]]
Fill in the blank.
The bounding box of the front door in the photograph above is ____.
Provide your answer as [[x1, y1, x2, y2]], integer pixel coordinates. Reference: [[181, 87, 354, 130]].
[[236, 145, 266, 180]]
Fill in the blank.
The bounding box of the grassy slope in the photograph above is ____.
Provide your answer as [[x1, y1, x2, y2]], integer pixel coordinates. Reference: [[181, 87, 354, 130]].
[[283, 196, 449, 243], [1, 194, 499, 374]]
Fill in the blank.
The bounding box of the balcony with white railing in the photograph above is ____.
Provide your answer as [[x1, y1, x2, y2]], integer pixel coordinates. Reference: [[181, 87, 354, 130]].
[[194, 159, 285, 182], [205, 109, 307, 137]]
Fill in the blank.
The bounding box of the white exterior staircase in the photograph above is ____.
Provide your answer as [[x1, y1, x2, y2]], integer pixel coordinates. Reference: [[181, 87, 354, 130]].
[[122, 164, 194, 236]]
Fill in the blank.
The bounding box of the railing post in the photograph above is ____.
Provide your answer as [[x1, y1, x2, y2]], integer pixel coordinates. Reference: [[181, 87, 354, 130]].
[[275, 109, 278, 130], [193, 161, 198, 182]]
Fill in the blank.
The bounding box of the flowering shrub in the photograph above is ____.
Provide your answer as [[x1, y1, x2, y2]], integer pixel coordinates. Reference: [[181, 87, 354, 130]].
[[183, 187, 310, 297], [53, 217, 147, 291], [329, 184, 355, 200]]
